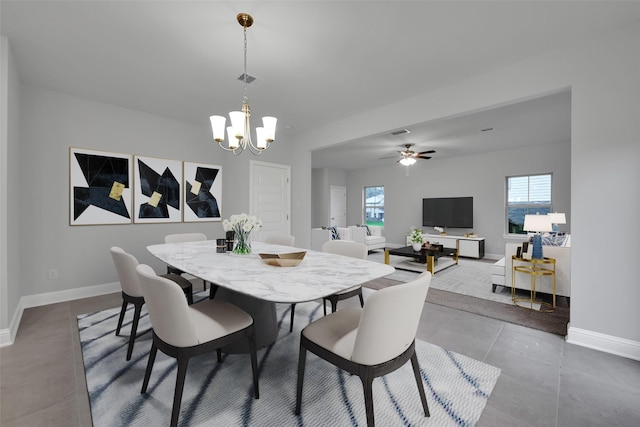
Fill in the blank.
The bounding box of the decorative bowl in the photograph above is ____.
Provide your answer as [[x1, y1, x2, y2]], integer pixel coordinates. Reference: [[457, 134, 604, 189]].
[[258, 251, 306, 267]]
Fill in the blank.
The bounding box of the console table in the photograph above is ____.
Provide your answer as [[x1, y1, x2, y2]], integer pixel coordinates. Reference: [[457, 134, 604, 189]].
[[511, 256, 556, 312]]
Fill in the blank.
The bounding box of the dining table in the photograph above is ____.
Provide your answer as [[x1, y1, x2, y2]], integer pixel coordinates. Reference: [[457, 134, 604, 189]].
[[147, 240, 395, 352]]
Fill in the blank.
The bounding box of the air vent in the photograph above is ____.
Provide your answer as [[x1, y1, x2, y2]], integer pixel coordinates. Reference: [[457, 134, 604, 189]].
[[480, 127, 495, 133], [390, 129, 411, 136]]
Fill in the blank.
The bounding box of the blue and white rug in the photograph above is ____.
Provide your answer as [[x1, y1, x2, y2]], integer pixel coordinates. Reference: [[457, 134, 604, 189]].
[[78, 293, 500, 426]]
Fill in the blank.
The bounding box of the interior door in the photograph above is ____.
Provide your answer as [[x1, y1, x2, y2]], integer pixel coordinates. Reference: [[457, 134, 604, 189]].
[[330, 185, 346, 227], [250, 161, 291, 242]]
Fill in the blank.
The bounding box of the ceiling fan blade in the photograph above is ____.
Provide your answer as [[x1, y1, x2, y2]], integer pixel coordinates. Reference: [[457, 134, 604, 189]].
[[416, 150, 436, 155], [416, 156, 432, 160]]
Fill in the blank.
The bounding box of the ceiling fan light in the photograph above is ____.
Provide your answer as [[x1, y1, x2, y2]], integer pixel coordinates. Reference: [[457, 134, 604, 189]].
[[399, 157, 416, 166]]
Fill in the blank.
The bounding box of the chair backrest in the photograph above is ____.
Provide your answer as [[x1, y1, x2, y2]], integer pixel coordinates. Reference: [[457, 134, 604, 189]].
[[164, 233, 207, 244], [110, 247, 144, 297], [351, 272, 431, 365], [136, 264, 199, 347], [263, 234, 295, 246], [321, 240, 368, 259]]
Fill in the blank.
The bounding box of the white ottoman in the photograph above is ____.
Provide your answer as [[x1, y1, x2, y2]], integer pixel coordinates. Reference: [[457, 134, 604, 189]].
[[491, 257, 506, 292]]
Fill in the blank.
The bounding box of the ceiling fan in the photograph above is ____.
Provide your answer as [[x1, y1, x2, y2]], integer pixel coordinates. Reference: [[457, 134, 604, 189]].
[[396, 144, 435, 166]]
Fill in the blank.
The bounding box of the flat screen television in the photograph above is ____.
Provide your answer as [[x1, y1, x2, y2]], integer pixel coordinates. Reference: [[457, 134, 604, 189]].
[[422, 197, 473, 228]]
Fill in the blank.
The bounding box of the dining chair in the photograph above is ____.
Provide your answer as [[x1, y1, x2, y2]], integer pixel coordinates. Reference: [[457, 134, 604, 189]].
[[263, 234, 299, 331], [136, 264, 260, 427], [321, 240, 367, 314], [110, 247, 194, 361], [295, 272, 432, 427], [263, 234, 295, 246], [164, 233, 212, 293]]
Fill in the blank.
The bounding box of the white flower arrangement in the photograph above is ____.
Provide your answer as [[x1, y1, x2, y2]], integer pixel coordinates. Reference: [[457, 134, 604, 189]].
[[223, 213, 262, 254], [434, 226, 444, 233], [222, 213, 262, 233], [409, 227, 424, 244]]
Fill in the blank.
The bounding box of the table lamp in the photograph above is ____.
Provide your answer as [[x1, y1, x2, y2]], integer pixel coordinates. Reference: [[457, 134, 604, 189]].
[[523, 214, 553, 259], [548, 212, 566, 232]]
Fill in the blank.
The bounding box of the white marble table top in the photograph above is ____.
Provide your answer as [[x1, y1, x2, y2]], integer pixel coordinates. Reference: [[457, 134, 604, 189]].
[[147, 241, 395, 303]]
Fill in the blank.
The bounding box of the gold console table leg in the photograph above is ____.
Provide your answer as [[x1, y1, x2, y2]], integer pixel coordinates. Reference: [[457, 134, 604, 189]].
[[384, 249, 389, 265], [427, 255, 434, 273]]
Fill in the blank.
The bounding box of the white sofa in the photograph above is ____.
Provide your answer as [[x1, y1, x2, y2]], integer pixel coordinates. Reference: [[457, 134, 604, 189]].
[[310, 226, 386, 252], [497, 242, 571, 297]]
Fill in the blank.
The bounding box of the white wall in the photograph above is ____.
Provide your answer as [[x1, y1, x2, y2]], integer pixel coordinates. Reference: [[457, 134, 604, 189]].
[[345, 141, 571, 257], [311, 168, 347, 228], [293, 22, 640, 356], [0, 37, 21, 334]]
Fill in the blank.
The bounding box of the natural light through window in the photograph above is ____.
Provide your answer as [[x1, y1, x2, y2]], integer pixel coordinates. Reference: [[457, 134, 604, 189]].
[[506, 174, 552, 234], [364, 186, 384, 226]]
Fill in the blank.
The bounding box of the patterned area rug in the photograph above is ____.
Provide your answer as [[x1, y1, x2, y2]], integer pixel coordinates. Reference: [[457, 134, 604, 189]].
[[78, 294, 500, 426]]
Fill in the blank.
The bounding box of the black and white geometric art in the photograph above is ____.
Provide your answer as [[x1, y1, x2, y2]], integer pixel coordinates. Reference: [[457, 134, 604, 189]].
[[133, 156, 182, 223], [183, 162, 222, 222], [70, 148, 132, 225]]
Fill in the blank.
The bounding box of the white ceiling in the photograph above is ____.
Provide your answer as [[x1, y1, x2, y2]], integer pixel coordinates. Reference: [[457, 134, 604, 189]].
[[2, 1, 639, 169]]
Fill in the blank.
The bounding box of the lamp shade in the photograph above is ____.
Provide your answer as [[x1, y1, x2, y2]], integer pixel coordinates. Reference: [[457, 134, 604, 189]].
[[523, 214, 553, 232], [210, 115, 226, 142], [548, 212, 566, 224]]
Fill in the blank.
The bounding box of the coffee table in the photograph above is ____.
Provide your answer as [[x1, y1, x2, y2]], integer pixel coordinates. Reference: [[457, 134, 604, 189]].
[[384, 245, 458, 274]]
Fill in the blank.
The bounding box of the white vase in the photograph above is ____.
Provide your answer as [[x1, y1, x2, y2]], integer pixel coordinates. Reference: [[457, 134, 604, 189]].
[[412, 242, 422, 251]]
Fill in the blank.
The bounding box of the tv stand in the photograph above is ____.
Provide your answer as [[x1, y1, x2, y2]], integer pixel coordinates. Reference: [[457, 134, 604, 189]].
[[423, 234, 485, 259]]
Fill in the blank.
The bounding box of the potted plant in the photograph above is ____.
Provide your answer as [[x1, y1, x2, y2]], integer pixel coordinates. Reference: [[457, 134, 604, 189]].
[[409, 227, 424, 251]]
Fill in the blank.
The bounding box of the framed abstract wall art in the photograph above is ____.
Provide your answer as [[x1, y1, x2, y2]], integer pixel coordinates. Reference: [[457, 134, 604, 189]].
[[183, 162, 222, 222], [70, 147, 132, 225], [133, 156, 183, 223]]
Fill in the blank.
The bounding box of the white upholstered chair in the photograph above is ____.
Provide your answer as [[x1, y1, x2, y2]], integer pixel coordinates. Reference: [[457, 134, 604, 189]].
[[263, 234, 295, 246], [295, 272, 432, 427], [110, 247, 193, 361], [136, 264, 259, 427], [164, 232, 211, 293], [321, 240, 367, 314]]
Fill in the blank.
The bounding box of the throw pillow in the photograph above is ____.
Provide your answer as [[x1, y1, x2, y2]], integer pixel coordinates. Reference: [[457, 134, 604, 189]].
[[356, 224, 372, 236], [327, 226, 340, 240]]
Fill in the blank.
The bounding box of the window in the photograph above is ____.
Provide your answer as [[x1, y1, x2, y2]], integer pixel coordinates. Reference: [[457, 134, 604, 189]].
[[506, 174, 552, 234], [364, 186, 384, 226]]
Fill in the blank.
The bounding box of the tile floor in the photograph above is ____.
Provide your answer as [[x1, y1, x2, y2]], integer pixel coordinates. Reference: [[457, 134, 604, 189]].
[[1, 291, 639, 426]]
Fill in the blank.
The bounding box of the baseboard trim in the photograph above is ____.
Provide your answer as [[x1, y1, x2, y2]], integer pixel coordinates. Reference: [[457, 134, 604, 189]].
[[20, 282, 120, 309], [566, 324, 640, 361], [0, 282, 120, 347]]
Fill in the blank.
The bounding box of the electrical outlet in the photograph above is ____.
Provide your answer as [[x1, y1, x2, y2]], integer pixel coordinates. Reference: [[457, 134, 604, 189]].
[[48, 269, 58, 280]]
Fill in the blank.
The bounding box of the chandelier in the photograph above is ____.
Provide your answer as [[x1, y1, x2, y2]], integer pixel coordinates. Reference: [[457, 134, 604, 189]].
[[210, 13, 277, 155]]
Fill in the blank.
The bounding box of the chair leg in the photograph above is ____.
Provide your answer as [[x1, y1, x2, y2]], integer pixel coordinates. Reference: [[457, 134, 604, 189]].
[[358, 290, 364, 307], [330, 298, 338, 314], [126, 302, 143, 361], [289, 303, 296, 333], [247, 327, 260, 399], [209, 284, 219, 300], [185, 286, 194, 305], [115, 300, 127, 336], [141, 342, 158, 394], [361, 375, 375, 427], [323, 299, 327, 316], [410, 352, 430, 417], [217, 348, 222, 362], [294, 343, 307, 415], [170, 354, 190, 427]]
